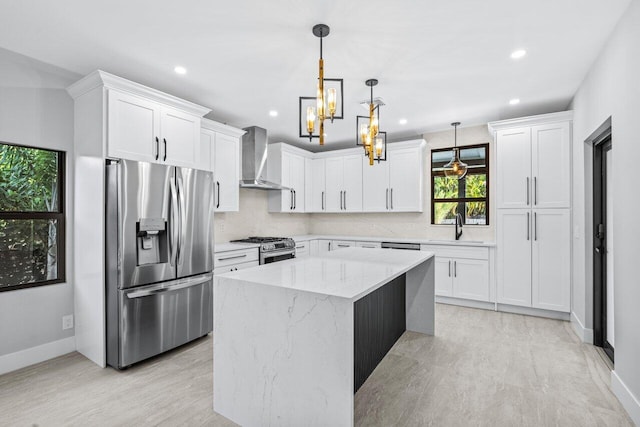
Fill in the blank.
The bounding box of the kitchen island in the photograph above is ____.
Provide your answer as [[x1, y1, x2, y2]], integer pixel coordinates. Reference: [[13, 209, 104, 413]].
[[213, 248, 435, 426]]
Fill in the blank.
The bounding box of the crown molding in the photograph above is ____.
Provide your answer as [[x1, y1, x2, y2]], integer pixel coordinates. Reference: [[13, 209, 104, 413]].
[[488, 111, 573, 133]]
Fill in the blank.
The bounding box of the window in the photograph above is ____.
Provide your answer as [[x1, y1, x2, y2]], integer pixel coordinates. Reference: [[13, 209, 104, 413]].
[[0, 142, 65, 291], [431, 143, 489, 225]]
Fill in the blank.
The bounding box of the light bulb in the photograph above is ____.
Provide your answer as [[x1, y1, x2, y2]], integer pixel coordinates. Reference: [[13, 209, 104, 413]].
[[327, 88, 337, 118], [360, 124, 369, 144], [306, 106, 316, 134], [370, 114, 379, 137], [375, 137, 383, 157], [316, 85, 325, 119]]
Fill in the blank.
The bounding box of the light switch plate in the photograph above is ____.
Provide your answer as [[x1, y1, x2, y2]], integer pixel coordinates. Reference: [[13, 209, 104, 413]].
[[62, 314, 74, 330]]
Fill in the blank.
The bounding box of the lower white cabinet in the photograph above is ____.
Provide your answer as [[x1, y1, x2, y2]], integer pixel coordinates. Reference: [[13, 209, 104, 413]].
[[423, 245, 490, 302], [213, 247, 259, 275], [294, 240, 310, 258], [355, 241, 381, 249], [331, 240, 356, 250], [497, 208, 570, 312], [310, 239, 332, 255]]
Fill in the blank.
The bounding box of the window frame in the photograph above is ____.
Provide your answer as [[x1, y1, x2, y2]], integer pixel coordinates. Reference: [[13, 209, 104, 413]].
[[431, 142, 490, 226], [0, 141, 66, 292]]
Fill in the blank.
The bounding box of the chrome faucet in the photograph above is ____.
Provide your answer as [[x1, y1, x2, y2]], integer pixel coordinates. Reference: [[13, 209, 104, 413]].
[[455, 213, 463, 240]]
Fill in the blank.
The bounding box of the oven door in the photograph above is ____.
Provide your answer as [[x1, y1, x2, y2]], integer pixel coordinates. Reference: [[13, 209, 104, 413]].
[[261, 249, 296, 264]]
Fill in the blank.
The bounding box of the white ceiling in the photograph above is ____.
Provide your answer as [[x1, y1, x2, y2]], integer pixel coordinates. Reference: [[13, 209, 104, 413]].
[[0, 0, 631, 151]]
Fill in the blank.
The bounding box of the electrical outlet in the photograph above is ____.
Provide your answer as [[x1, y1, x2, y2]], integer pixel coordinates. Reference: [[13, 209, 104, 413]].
[[62, 314, 74, 330]]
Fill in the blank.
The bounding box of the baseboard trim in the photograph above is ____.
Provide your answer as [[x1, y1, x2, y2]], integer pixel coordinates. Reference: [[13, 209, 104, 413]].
[[436, 296, 495, 311], [0, 336, 76, 375], [570, 311, 594, 343], [612, 370, 640, 426], [496, 304, 570, 321]]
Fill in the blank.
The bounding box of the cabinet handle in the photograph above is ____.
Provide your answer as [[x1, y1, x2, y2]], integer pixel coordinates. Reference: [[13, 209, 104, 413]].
[[321, 191, 325, 210], [454, 261, 457, 277], [534, 177, 537, 206], [163, 138, 167, 161], [155, 137, 159, 161], [526, 177, 530, 205], [337, 244, 350, 247], [448, 260, 451, 277], [527, 212, 530, 241], [386, 188, 389, 210], [343, 191, 347, 210], [294, 190, 297, 210], [339, 191, 343, 210], [534, 212, 537, 241], [290, 189, 293, 210], [216, 181, 220, 209], [390, 188, 393, 210], [218, 254, 247, 261]]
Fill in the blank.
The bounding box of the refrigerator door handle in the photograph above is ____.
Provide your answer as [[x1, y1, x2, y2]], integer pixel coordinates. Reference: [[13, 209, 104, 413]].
[[177, 171, 186, 266], [126, 273, 213, 299], [169, 178, 179, 266]]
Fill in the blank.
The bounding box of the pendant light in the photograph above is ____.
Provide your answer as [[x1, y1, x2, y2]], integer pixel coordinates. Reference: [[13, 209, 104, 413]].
[[298, 24, 343, 146], [444, 122, 468, 179], [356, 79, 386, 165]]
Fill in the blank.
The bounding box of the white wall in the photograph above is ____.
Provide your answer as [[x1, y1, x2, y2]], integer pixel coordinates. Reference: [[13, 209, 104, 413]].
[[0, 48, 79, 368], [309, 125, 496, 241], [570, 1, 640, 423]]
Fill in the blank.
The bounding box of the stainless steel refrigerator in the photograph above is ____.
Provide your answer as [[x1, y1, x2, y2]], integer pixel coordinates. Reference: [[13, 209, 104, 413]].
[[105, 159, 214, 369]]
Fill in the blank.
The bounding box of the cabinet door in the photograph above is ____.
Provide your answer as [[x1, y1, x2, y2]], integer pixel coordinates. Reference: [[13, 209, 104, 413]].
[[290, 153, 305, 212], [532, 209, 571, 312], [310, 158, 326, 212], [434, 257, 453, 297], [342, 154, 363, 212], [199, 129, 214, 171], [389, 147, 423, 212], [496, 127, 532, 209], [362, 155, 389, 212], [280, 152, 294, 212], [160, 107, 200, 167], [213, 133, 240, 212], [325, 157, 343, 212], [332, 240, 356, 250], [497, 209, 532, 307], [453, 258, 490, 301], [107, 90, 160, 162], [317, 240, 332, 253], [532, 122, 571, 209]]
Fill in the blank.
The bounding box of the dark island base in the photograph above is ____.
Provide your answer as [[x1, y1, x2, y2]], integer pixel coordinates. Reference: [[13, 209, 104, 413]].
[[354, 274, 407, 393]]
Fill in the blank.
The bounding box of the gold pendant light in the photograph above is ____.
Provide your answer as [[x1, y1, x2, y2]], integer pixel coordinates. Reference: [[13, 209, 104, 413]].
[[298, 24, 343, 146], [444, 122, 468, 179], [356, 79, 386, 165]]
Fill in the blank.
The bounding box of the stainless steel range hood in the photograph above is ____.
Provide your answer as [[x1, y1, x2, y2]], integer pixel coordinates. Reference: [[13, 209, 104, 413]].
[[239, 126, 289, 190]]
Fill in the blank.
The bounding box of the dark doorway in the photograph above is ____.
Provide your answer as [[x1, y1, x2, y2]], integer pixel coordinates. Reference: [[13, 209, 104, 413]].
[[593, 132, 614, 363]]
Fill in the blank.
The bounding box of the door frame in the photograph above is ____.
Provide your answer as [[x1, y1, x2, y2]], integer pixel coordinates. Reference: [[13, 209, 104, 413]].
[[592, 129, 613, 362]]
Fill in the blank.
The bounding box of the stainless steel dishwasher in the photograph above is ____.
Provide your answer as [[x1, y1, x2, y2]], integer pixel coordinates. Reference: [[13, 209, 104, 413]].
[[381, 242, 421, 250]]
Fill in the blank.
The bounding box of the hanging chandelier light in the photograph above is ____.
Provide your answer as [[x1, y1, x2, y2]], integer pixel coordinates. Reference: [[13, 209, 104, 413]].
[[356, 79, 386, 165], [444, 122, 468, 179], [298, 24, 343, 146]]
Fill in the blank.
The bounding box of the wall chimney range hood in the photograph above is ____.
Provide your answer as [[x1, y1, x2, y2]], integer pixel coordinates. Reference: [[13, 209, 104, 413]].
[[239, 126, 289, 190]]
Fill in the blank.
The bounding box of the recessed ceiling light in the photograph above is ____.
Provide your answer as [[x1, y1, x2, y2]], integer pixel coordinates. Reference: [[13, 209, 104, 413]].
[[269, 110, 278, 117], [510, 49, 526, 59], [509, 98, 521, 105], [174, 66, 187, 75], [399, 118, 408, 125]]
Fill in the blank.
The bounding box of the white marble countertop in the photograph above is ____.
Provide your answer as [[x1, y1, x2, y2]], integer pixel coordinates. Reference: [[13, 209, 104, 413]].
[[289, 234, 496, 247], [214, 242, 260, 253], [216, 247, 434, 301]]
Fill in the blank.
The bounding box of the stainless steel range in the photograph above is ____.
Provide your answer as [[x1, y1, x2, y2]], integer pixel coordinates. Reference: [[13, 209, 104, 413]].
[[231, 237, 296, 264]]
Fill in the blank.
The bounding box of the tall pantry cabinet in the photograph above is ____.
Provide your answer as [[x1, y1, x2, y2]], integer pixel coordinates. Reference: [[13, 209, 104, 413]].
[[489, 111, 572, 313]]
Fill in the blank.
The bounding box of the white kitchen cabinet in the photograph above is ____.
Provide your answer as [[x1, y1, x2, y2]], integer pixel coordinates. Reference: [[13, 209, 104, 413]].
[[423, 244, 490, 302], [362, 141, 425, 212], [325, 155, 362, 212], [213, 247, 259, 275], [107, 89, 201, 168], [494, 118, 570, 210], [355, 241, 381, 249], [531, 209, 571, 312], [331, 240, 356, 250], [268, 144, 307, 213], [294, 240, 310, 258], [315, 239, 332, 253], [199, 129, 213, 171], [497, 209, 533, 307], [202, 120, 244, 212], [308, 158, 326, 212]]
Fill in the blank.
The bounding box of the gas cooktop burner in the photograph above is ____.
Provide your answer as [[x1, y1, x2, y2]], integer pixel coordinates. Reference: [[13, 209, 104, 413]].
[[231, 236, 288, 244]]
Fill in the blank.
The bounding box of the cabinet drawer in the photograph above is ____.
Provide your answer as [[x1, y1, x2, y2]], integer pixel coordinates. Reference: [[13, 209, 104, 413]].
[[420, 244, 488, 260], [213, 260, 259, 275], [332, 240, 356, 250], [355, 241, 381, 249], [214, 248, 259, 268], [294, 241, 310, 257]]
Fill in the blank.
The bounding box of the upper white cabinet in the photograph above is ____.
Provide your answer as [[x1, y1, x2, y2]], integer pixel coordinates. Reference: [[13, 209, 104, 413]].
[[494, 117, 571, 209], [490, 111, 573, 313], [202, 119, 245, 212], [325, 154, 363, 212], [308, 158, 326, 212], [267, 143, 308, 213], [106, 87, 206, 169], [362, 141, 425, 212]]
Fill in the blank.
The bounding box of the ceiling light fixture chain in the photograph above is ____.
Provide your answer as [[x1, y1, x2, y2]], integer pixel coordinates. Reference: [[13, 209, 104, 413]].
[[298, 24, 343, 146]]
